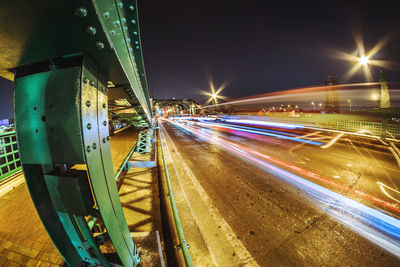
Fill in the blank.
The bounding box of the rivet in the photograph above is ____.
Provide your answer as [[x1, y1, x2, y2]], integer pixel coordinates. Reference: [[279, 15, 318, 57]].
[[136, 46, 140, 50], [141, 73, 145, 76], [103, 11, 110, 19], [85, 26, 96, 36], [102, 138, 106, 143], [118, 2, 123, 8], [85, 258, 89, 261], [110, 30, 116, 36], [106, 136, 110, 141], [74, 7, 88, 18], [135, 41, 139, 45], [78, 246, 83, 251], [90, 80, 95, 86], [133, 31, 138, 35], [115, 21, 121, 26], [127, 38, 131, 42], [83, 78, 89, 84], [129, 48, 133, 53], [121, 18, 126, 23], [86, 146, 91, 152], [86, 100, 91, 107], [92, 143, 97, 150], [94, 41, 105, 50], [131, 19, 136, 24], [123, 27, 128, 31], [87, 123, 92, 130], [102, 103, 107, 109], [103, 121, 107, 126], [129, 6, 134, 11]]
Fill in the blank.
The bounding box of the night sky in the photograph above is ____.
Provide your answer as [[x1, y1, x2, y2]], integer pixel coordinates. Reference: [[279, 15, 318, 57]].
[[139, 0, 400, 102], [1, 0, 400, 118]]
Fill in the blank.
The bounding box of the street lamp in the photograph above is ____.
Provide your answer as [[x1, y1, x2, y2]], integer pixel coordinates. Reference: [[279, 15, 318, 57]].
[[311, 102, 315, 112], [359, 56, 370, 66], [347, 99, 352, 112], [371, 93, 379, 108], [211, 93, 218, 110]]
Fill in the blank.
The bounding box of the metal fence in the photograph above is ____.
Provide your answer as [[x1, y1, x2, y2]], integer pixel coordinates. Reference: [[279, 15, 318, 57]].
[[316, 120, 400, 139], [0, 131, 22, 181]]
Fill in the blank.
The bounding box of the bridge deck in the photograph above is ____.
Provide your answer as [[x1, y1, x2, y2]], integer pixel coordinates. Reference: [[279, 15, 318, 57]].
[[0, 128, 139, 266]]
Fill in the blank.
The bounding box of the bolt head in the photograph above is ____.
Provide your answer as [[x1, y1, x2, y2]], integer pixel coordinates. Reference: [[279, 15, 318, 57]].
[[94, 41, 105, 50], [85, 26, 96, 36], [90, 80, 95, 86], [83, 78, 89, 84], [86, 100, 91, 107], [74, 7, 88, 18], [87, 146, 91, 152], [103, 121, 107, 126], [103, 11, 110, 19], [129, 6, 135, 11], [106, 136, 110, 141], [92, 143, 97, 149], [87, 123, 92, 130], [103, 103, 107, 109], [102, 138, 106, 143], [131, 19, 136, 24]]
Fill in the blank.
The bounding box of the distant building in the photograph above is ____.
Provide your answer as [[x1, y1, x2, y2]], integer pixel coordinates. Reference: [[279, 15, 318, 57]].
[[325, 75, 339, 113], [379, 70, 391, 108]]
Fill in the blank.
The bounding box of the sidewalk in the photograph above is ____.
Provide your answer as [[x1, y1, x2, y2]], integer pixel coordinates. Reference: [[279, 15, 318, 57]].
[[0, 127, 144, 266]]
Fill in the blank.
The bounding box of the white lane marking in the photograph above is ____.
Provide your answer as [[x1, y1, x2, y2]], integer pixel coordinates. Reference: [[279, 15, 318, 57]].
[[321, 133, 344, 149], [377, 182, 400, 204], [161, 122, 259, 266], [331, 153, 353, 160]]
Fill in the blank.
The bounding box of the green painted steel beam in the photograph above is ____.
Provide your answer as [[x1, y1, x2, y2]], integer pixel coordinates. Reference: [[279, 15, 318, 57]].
[[0, 0, 152, 124], [14, 55, 140, 266]]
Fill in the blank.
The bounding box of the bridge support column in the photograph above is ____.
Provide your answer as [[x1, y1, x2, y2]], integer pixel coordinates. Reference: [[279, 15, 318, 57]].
[[14, 56, 140, 266]]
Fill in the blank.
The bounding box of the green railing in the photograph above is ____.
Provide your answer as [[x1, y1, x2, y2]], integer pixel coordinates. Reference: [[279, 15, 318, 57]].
[[0, 131, 22, 181]]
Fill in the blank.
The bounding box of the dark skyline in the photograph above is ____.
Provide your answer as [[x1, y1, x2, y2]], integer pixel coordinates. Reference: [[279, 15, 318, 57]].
[[1, 0, 400, 118], [139, 0, 400, 103]]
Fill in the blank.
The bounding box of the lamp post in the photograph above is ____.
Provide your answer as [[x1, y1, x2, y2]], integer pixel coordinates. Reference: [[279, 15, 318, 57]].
[[211, 93, 217, 111], [347, 99, 352, 112]]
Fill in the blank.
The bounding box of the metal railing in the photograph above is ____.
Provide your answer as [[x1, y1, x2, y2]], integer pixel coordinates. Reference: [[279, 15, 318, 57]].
[[316, 120, 400, 139], [0, 131, 22, 181], [159, 129, 194, 267]]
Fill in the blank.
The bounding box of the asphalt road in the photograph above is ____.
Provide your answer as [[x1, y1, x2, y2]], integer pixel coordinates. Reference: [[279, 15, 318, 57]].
[[159, 119, 400, 266]]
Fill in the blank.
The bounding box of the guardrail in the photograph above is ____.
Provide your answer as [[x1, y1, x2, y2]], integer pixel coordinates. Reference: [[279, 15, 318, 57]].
[[159, 129, 194, 267], [0, 131, 22, 182], [316, 120, 400, 139]]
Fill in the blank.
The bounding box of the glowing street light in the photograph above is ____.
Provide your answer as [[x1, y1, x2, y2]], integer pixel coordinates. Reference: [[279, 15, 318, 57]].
[[359, 55, 370, 66], [371, 93, 379, 100], [311, 102, 315, 112]]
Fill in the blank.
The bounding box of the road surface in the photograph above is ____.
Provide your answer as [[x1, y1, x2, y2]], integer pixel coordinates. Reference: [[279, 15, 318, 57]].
[[159, 118, 400, 266]]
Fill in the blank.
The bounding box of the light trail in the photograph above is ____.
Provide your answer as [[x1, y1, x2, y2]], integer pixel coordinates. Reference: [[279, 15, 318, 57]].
[[196, 121, 322, 145], [377, 182, 400, 204], [162, 118, 400, 257], [321, 133, 344, 149], [224, 119, 303, 129]]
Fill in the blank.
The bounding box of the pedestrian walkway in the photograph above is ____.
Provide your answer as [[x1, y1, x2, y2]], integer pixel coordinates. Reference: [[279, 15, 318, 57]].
[[0, 127, 143, 266]]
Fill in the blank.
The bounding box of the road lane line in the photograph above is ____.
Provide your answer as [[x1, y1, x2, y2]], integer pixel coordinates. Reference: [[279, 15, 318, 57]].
[[160, 121, 259, 266]]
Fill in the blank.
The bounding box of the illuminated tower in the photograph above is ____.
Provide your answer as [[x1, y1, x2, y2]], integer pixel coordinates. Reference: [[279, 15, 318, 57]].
[[379, 70, 391, 108], [325, 75, 339, 113]]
